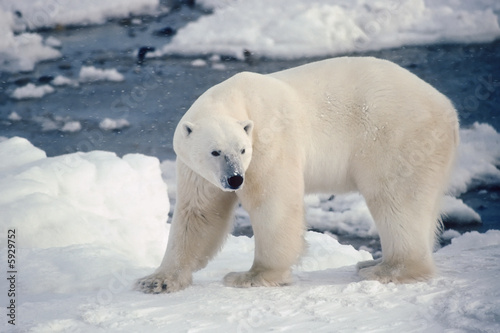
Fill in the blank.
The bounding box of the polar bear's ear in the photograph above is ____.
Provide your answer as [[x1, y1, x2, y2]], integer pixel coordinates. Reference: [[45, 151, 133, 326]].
[[240, 120, 253, 136], [182, 122, 196, 137]]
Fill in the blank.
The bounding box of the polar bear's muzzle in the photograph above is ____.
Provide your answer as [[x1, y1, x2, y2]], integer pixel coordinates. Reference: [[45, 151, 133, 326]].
[[220, 155, 245, 191]]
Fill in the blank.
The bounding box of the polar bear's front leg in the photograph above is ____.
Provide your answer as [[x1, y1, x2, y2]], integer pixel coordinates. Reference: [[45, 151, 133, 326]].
[[224, 170, 306, 288], [136, 161, 238, 293], [135, 208, 204, 293]]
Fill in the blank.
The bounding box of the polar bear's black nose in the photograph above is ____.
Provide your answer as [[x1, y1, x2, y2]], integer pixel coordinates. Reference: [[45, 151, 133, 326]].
[[227, 175, 244, 189]]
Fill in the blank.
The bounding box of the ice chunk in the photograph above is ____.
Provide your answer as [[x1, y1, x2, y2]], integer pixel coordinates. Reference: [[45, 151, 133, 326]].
[[79, 66, 124, 83], [11, 83, 55, 99]]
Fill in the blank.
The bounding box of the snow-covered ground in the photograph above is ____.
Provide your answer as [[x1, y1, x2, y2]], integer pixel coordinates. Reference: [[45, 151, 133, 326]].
[[3, 227, 500, 332], [159, 0, 500, 59], [0, 123, 499, 331]]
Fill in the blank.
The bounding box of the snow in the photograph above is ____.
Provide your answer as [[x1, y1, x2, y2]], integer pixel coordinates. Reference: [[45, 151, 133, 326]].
[[441, 196, 482, 225], [60, 121, 82, 133], [44, 36, 62, 48], [0, 137, 169, 265], [0, 0, 159, 30], [191, 58, 208, 67], [8, 67, 124, 102], [52, 75, 79, 87], [99, 118, 131, 131], [211, 62, 227, 70], [10, 83, 55, 100], [0, 0, 158, 73], [34, 116, 60, 132], [30, 115, 84, 133], [189, 57, 228, 70], [33, 115, 82, 133], [188, 56, 231, 69], [7, 112, 21, 121], [440, 229, 461, 241], [78, 66, 125, 83], [2, 0, 500, 74], [161, 0, 500, 59], [1, 121, 499, 331], [449, 122, 500, 196], [0, 8, 61, 73], [7, 66, 125, 103]]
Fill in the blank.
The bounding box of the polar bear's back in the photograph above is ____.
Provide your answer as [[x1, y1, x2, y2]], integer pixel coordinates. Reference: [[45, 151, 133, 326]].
[[268, 56, 457, 142], [269, 57, 450, 112], [267, 57, 459, 194]]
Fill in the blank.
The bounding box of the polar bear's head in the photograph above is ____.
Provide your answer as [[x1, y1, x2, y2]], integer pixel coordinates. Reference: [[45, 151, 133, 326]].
[[173, 116, 254, 192]]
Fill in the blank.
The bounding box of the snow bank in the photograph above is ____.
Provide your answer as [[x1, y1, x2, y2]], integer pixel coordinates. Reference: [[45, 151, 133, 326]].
[[0, 0, 158, 73], [441, 195, 482, 224], [449, 122, 500, 196], [79, 66, 125, 83], [0, 0, 159, 30], [0, 9, 61, 73], [0, 137, 169, 266], [306, 193, 378, 237], [10, 83, 55, 99], [300, 232, 372, 271], [161, 0, 500, 59]]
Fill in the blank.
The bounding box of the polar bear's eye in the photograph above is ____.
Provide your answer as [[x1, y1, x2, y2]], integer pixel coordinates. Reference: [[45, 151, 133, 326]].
[[211, 150, 221, 157], [241, 149, 246, 155]]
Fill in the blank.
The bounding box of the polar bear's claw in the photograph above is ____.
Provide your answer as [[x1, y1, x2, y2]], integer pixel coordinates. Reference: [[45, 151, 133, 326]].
[[135, 272, 192, 294]]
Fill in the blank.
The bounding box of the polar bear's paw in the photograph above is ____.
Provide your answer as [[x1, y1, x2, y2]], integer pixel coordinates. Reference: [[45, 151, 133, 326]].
[[357, 259, 434, 284], [223, 270, 291, 288], [135, 271, 192, 294]]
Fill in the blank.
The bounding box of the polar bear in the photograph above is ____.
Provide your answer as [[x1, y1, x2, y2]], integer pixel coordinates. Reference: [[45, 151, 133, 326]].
[[136, 57, 459, 293]]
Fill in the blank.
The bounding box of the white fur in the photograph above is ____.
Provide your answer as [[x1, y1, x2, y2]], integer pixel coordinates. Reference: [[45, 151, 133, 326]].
[[136, 57, 459, 293]]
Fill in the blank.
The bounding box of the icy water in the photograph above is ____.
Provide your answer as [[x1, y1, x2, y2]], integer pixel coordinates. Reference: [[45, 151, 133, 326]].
[[0, 8, 499, 237]]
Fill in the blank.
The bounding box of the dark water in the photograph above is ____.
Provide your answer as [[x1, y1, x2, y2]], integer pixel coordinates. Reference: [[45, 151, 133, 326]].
[[0, 7, 499, 242]]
